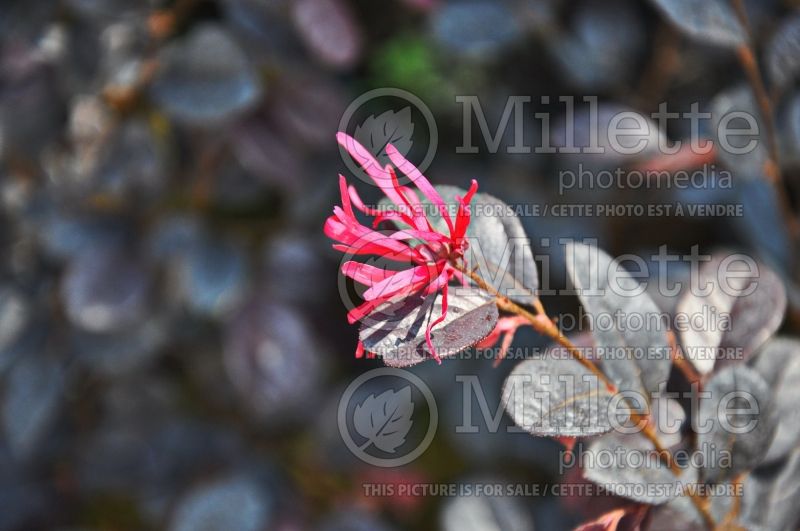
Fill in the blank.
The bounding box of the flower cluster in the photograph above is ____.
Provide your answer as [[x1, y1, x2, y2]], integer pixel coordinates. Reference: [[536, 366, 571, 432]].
[[324, 133, 477, 362]]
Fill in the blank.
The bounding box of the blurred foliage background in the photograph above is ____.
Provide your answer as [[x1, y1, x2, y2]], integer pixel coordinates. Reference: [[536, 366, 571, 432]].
[[1, 0, 800, 529]]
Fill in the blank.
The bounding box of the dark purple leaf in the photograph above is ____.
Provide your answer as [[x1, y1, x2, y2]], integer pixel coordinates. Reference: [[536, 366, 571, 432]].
[[150, 24, 261, 125], [749, 337, 800, 463], [439, 482, 534, 531], [270, 71, 346, 148], [735, 179, 793, 270], [678, 254, 786, 373], [551, 103, 665, 172], [695, 365, 777, 482], [649, 0, 746, 48], [60, 246, 150, 333], [566, 242, 672, 410], [779, 92, 800, 169], [582, 398, 687, 504], [317, 508, 396, 531], [431, 2, 522, 59], [224, 298, 325, 422], [648, 481, 738, 530], [229, 116, 306, 191], [710, 85, 768, 181], [173, 237, 248, 318], [502, 353, 628, 436], [359, 288, 498, 367], [741, 450, 800, 530], [716, 259, 785, 366], [0, 287, 30, 360], [766, 14, 800, 92], [169, 475, 271, 531], [548, 1, 645, 90], [583, 431, 697, 505], [72, 314, 168, 376], [466, 191, 540, 305], [290, 0, 363, 69], [2, 355, 64, 460]]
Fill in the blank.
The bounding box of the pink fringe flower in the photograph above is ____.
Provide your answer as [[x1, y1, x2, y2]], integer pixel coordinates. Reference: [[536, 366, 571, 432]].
[[324, 133, 478, 363]]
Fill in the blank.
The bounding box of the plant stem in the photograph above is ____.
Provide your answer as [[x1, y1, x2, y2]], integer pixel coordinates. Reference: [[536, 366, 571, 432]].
[[641, 426, 715, 530], [730, 0, 800, 241], [719, 473, 747, 530], [455, 262, 716, 529], [674, 351, 703, 385], [460, 265, 610, 385], [668, 331, 703, 386]]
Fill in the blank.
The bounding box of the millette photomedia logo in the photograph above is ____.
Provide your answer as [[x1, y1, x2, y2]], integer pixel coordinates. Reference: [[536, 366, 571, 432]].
[[338, 88, 438, 184], [337, 367, 438, 467]]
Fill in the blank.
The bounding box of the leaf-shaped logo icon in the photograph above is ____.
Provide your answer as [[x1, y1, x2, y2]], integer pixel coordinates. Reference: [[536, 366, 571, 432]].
[[352, 386, 414, 453], [353, 107, 415, 165]]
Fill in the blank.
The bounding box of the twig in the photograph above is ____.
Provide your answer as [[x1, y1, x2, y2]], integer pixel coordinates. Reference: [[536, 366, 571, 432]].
[[458, 264, 609, 384], [719, 473, 746, 529], [730, 0, 800, 241], [667, 330, 703, 386], [673, 349, 702, 385]]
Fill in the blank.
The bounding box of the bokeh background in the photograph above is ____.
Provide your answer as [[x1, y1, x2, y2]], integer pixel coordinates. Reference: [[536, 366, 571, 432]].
[[1, 0, 799, 529]]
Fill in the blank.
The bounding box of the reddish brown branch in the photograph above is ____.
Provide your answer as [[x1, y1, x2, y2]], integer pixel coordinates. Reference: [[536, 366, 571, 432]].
[[730, 0, 800, 240]]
